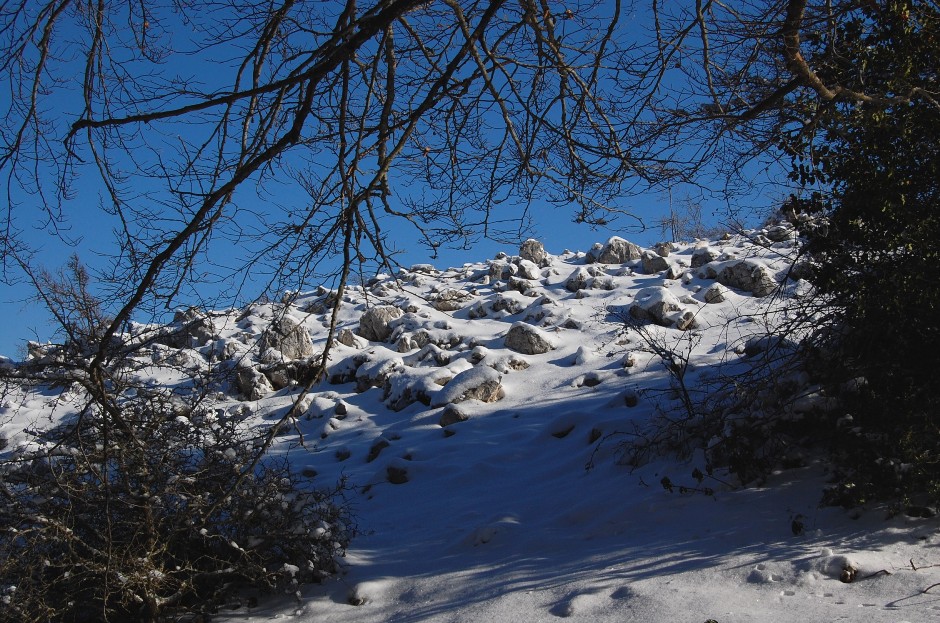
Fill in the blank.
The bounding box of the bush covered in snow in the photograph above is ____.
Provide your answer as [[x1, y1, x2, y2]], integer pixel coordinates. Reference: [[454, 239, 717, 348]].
[[0, 393, 354, 622]]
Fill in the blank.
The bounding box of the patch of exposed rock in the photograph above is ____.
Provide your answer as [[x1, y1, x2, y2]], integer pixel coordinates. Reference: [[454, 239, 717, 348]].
[[359, 305, 404, 342], [432, 288, 473, 312], [706, 260, 778, 297], [260, 315, 314, 360], [519, 239, 549, 266], [432, 366, 504, 406], [703, 283, 729, 304], [159, 308, 217, 348], [640, 250, 669, 274], [630, 286, 697, 330], [587, 236, 642, 264], [504, 322, 556, 355]]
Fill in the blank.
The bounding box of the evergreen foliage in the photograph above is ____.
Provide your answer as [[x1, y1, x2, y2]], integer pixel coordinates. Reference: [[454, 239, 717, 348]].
[[796, 2, 940, 505]]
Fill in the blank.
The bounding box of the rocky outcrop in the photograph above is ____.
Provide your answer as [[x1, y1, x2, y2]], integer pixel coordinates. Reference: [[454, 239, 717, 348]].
[[235, 365, 274, 400], [431, 289, 473, 312], [159, 308, 217, 348], [703, 283, 729, 304], [515, 259, 542, 281], [565, 267, 592, 293], [691, 246, 718, 268]]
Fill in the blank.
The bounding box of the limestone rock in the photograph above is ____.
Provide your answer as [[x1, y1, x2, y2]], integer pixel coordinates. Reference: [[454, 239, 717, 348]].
[[433, 366, 504, 406], [160, 307, 217, 348], [336, 328, 365, 348], [641, 250, 669, 274], [504, 322, 556, 355], [630, 287, 696, 330], [588, 236, 642, 264], [691, 247, 719, 268], [439, 404, 469, 427], [359, 305, 404, 342], [260, 315, 314, 360], [235, 366, 274, 400], [716, 260, 778, 297], [516, 258, 542, 280], [764, 223, 795, 242], [432, 288, 473, 312], [565, 267, 592, 292], [703, 283, 729, 304], [519, 239, 548, 266]]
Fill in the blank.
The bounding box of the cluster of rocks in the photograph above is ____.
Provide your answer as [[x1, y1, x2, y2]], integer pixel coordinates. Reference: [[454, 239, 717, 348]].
[[152, 220, 803, 422]]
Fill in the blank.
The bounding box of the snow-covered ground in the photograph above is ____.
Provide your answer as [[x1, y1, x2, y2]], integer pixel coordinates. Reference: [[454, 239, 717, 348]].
[[3, 224, 938, 622]]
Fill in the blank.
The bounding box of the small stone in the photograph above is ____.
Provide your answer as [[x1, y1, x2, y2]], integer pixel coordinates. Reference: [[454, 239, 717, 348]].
[[439, 404, 469, 427]]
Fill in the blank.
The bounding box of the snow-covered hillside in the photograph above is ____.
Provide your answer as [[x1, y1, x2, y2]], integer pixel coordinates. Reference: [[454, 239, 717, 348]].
[[2, 223, 938, 622]]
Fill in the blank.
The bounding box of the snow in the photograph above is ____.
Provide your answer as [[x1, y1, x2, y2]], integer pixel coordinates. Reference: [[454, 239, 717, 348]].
[[3, 226, 939, 622]]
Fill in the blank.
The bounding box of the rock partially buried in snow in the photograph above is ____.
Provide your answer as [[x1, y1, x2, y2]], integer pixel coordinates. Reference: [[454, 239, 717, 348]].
[[515, 258, 541, 280], [504, 322, 556, 354], [432, 366, 504, 406], [235, 365, 274, 400], [359, 305, 404, 342], [259, 315, 313, 360], [565, 267, 592, 292], [640, 249, 669, 274], [703, 282, 729, 304], [630, 287, 697, 330], [439, 403, 469, 427], [336, 327, 365, 348], [588, 236, 642, 264], [709, 259, 778, 297], [431, 288, 473, 311], [691, 246, 718, 268]]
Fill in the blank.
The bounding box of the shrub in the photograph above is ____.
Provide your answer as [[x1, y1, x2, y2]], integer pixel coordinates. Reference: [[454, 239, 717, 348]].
[[0, 392, 353, 622]]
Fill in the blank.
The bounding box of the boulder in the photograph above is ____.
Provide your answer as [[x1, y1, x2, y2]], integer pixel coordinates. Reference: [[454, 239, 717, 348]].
[[764, 223, 795, 242], [588, 236, 642, 264], [504, 322, 556, 355], [565, 267, 592, 292], [160, 307, 216, 348], [630, 287, 696, 330], [516, 258, 542, 280], [630, 287, 681, 325], [260, 315, 314, 360], [235, 366, 274, 400], [715, 260, 778, 297], [640, 250, 669, 274], [703, 283, 729, 304], [432, 366, 504, 406], [653, 242, 674, 257], [355, 357, 405, 393], [336, 327, 365, 348], [439, 404, 469, 427], [358, 305, 404, 342], [519, 239, 548, 266], [691, 246, 719, 268]]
